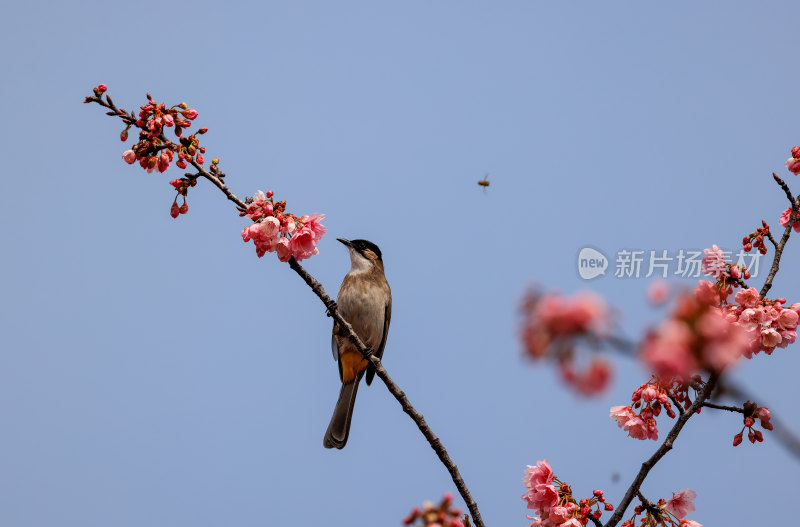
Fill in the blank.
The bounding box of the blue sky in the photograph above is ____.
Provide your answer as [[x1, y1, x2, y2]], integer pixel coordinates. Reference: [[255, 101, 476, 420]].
[[2, 2, 799, 526]]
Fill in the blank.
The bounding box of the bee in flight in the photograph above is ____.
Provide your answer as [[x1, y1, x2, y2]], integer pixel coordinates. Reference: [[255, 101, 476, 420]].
[[477, 173, 490, 193]]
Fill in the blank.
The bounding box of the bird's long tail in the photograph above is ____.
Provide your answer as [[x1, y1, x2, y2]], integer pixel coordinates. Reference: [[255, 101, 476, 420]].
[[323, 375, 362, 449]]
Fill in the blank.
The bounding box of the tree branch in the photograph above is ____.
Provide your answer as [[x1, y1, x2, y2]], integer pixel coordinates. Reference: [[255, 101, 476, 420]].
[[87, 90, 485, 527], [760, 174, 799, 298], [603, 375, 718, 527]]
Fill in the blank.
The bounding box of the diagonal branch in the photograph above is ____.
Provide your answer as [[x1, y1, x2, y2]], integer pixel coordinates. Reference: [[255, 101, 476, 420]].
[[288, 258, 485, 527], [603, 375, 718, 527], [87, 90, 485, 527]]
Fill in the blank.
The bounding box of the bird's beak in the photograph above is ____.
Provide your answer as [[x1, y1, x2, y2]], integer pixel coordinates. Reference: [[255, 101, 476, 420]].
[[337, 238, 353, 248]]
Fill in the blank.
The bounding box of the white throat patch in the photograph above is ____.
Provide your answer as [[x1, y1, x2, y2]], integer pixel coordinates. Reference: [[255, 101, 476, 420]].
[[348, 248, 372, 274]]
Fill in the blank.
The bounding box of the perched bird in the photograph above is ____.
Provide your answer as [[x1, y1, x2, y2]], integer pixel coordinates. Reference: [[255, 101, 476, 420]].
[[324, 238, 392, 449]]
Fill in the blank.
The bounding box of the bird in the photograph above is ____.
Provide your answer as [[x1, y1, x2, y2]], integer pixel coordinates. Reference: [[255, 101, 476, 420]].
[[323, 238, 392, 449]]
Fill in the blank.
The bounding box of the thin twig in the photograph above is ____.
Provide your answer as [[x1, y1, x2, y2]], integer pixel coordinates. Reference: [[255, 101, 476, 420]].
[[288, 258, 485, 527], [701, 401, 744, 413], [760, 174, 799, 298], [189, 159, 247, 210], [773, 172, 795, 204], [716, 379, 800, 460], [766, 231, 779, 249], [603, 375, 718, 527]]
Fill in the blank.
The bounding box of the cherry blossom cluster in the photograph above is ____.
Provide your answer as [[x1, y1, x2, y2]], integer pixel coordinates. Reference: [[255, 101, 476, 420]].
[[732, 401, 772, 446], [521, 460, 613, 527], [640, 286, 749, 379], [86, 86, 215, 219], [700, 244, 750, 289], [119, 92, 206, 173], [240, 190, 326, 262], [740, 221, 771, 255], [719, 288, 798, 356], [785, 145, 800, 175], [520, 290, 613, 396], [620, 489, 702, 527], [559, 359, 612, 396], [403, 493, 466, 527], [609, 379, 678, 441]]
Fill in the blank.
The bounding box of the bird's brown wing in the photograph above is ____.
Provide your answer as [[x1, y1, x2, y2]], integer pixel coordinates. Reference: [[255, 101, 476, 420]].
[[366, 300, 391, 386]]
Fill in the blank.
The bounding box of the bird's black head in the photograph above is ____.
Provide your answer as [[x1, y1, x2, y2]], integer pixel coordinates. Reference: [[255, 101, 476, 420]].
[[337, 238, 382, 261]]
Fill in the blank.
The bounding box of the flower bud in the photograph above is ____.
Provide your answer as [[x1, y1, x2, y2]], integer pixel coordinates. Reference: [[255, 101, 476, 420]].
[[604, 503, 614, 511], [733, 432, 743, 446], [170, 202, 180, 218]]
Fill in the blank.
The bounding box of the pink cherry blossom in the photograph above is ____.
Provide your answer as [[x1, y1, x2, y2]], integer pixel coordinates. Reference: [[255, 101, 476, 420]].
[[779, 207, 800, 232], [623, 415, 658, 441], [306, 212, 327, 240], [289, 226, 318, 261], [693, 280, 721, 306], [523, 460, 554, 489], [610, 405, 635, 428], [786, 155, 800, 175], [761, 327, 782, 348], [778, 308, 798, 329], [666, 489, 696, 518], [560, 358, 611, 396], [276, 237, 292, 262], [122, 149, 136, 164], [779, 329, 797, 347], [680, 521, 702, 527], [548, 506, 570, 524], [734, 287, 760, 308], [640, 319, 696, 379], [526, 516, 543, 527], [522, 483, 559, 515]]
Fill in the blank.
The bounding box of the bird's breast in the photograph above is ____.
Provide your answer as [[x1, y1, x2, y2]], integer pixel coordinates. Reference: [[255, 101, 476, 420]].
[[337, 278, 388, 351]]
